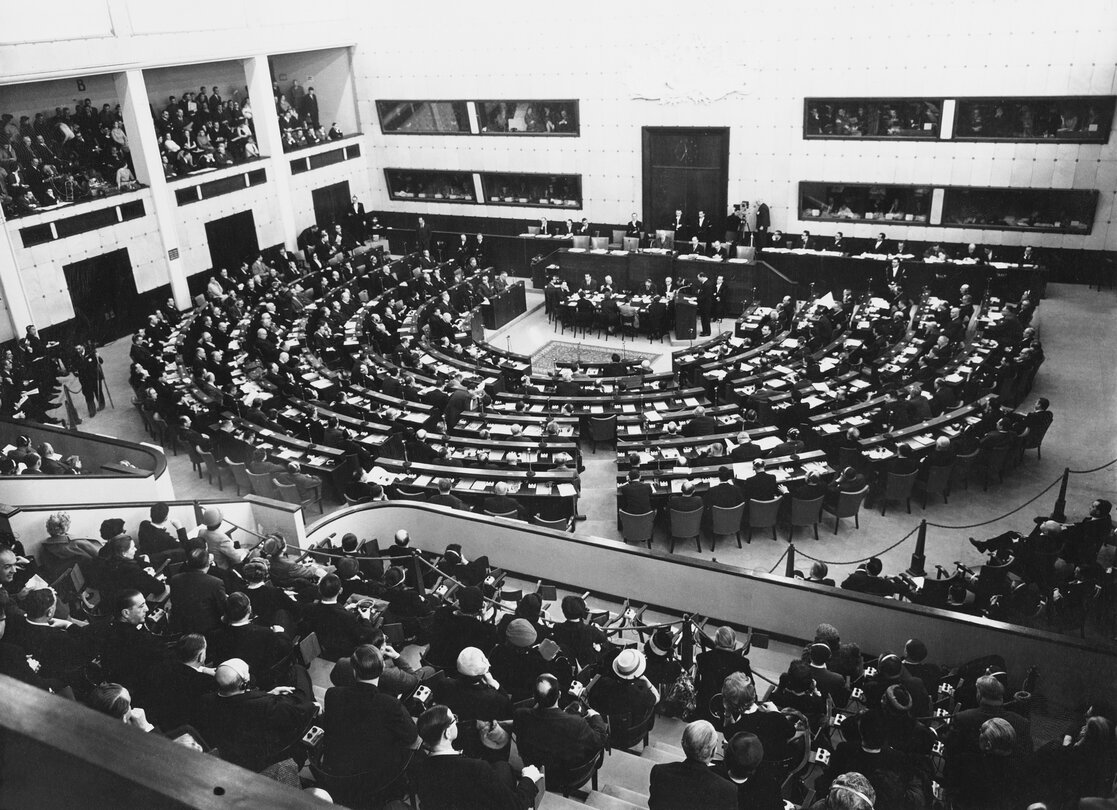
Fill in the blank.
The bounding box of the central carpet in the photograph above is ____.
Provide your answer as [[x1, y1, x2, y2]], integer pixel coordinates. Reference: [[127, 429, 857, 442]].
[[531, 340, 662, 372]]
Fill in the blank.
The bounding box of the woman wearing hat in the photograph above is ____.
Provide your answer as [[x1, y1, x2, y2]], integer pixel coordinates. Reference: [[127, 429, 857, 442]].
[[643, 627, 684, 691], [695, 626, 752, 722], [584, 648, 660, 747]]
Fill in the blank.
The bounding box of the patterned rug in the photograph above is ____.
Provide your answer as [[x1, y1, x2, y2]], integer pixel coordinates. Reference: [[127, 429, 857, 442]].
[[531, 340, 662, 372]]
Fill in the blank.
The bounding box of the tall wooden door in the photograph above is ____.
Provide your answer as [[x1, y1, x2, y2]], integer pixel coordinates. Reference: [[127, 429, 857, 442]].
[[205, 210, 259, 272], [63, 248, 140, 345], [642, 127, 730, 236], [312, 180, 351, 228]]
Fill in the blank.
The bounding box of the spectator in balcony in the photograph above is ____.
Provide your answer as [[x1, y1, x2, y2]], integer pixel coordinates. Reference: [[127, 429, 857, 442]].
[[648, 719, 737, 810], [300, 87, 320, 129], [38, 511, 101, 580], [115, 162, 137, 190]]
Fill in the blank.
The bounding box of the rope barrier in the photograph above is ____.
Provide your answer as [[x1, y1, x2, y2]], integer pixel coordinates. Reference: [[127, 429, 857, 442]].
[[1068, 457, 1117, 475], [793, 525, 920, 567], [768, 547, 790, 574], [924, 475, 1062, 530]]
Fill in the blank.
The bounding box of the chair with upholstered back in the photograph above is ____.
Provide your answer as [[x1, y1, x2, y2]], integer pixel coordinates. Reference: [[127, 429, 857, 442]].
[[668, 506, 704, 553], [199, 448, 225, 490], [710, 503, 746, 551], [588, 415, 617, 453], [1023, 420, 1051, 460], [590, 237, 609, 250], [822, 486, 869, 534], [914, 463, 953, 509], [788, 495, 824, 541], [533, 514, 573, 532], [610, 229, 627, 249], [572, 235, 591, 250], [623, 237, 640, 252], [747, 497, 782, 543], [274, 479, 324, 514], [226, 459, 251, 497], [619, 509, 656, 549], [879, 470, 918, 516], [976, 444, 1011, 490], [949, 449, 979, 491], [246, 470, 280, 500]]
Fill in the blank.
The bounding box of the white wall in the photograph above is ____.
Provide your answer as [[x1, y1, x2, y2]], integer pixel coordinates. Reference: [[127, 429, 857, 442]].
[[287, 142, 373, 232], [0, 74, 119, 128], [357, 0, 1117, 251], [8, 190, 167, 327], [143, 60, 249, 117], [269, 48, 359, 135], [172, 179, 288, 276]]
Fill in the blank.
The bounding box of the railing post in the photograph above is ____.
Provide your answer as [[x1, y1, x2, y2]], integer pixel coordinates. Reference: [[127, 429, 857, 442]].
[[908, 520, 928, 577], [1052, 467, 1070, 522], [785, 544, 797, 578]]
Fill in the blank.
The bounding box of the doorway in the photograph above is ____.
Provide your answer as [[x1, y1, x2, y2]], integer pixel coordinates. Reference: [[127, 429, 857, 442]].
[[312, 181, 351, 228], [63, 248, 141, 346], [641, 127, 730, 236], [205, 210, 260, 272]]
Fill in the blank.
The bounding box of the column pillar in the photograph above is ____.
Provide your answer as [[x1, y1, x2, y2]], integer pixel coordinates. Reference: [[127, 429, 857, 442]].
[[0, 221, 34, 335], [244, 55, 297, 251], [114, 69, 191, 310]]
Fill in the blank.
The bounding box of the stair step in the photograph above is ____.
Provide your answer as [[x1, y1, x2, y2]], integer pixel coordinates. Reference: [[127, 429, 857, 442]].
[[634, 745, 676, 764], [647, 740, 685, 759], [597, 750, 656, 794], [586, 790, 644, 810], [600, 783, 650, 806], [540, 793, 591, 810]]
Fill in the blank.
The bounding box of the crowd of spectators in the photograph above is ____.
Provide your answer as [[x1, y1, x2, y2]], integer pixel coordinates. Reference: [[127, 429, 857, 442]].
[[0, 99, 137, 218], [151, 85, 259, 178], [1, 512, 1113, 809], [272, 79, 345, 152]]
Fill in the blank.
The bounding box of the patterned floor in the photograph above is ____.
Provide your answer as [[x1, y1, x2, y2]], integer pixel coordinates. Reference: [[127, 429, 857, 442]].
[[531, 339, 662, 372]]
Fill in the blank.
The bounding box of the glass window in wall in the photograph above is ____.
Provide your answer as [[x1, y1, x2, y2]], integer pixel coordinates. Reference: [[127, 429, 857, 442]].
[[376, 101, 470, 134], [954, 97, 1115, 142], [799, 182, 932, 223], [941, 187, 1097, 233], [384, 169, 476, 202], [476, 101, 578, 134], [479, 173, 582, 208], [804, 99, 941, 139]]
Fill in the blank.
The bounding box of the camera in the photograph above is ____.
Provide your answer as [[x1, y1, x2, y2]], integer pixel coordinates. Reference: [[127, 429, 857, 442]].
[[301, 726, 325, 748]]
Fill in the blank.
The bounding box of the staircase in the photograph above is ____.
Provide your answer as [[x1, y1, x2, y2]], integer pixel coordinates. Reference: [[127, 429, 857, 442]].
[[538, 719, 689, 810]]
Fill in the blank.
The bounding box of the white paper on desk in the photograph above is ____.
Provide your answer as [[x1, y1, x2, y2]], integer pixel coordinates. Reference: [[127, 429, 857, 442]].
[[819, 423, 840, 434], [755, 435, 783, 451], [818, 359, 837, 372], [683, 397, 700, 407], [733, 462, 756, 480], [850, 379, 870, 390], [644, 410, 662, 422], [556, 483, 577, 497], [870, 297, 890, 309], [310, 378, 331, 389], [767, 379, 787, 390], [803, 396, 826, 409], [816, 292, 837, 308]]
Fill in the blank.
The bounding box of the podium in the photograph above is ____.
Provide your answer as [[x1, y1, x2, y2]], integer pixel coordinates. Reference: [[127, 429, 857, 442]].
[[674, 296, 697, 340]]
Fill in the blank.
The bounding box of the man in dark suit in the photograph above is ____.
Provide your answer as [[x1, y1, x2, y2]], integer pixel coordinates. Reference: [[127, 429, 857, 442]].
[[300, 86, 320, 128], [980, 418, 1014, 450], [345, 196, 366, 240], [825, 466, 867, 508], [729, 432, 763, 462], [514, 674, 609, 773], [869, 232, 888, 253], [668, 208, 686, 239], [840, 557, 906, 597], [667, 480, 703, 515], [798, 230, 813, 250], [429, 477, 467, 510], [682, 405, 717, 438], [705, 466, 745, 510], [713, 731, 783, 810], [443, 384, 474, 430], [694, 210, 712, 243], [755, 200, 770, 238], [625, 212, 642, 237], [483, 481, 528, 520], [619, 469, 654, 515], [738, 461, 780, 504], [168, 548, 227, 636], [649, 720, 738, 810], [416, 216, 432, 253], [693, 271, 715, 336], [206, 592, 294, 690], [195, 656, 317, 774], [765, 428, 806, 458], [411, 705, 540, 810], [299, 574, 377, 660], [322, 645, 419, 803], [804, 643, 850, 706]]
